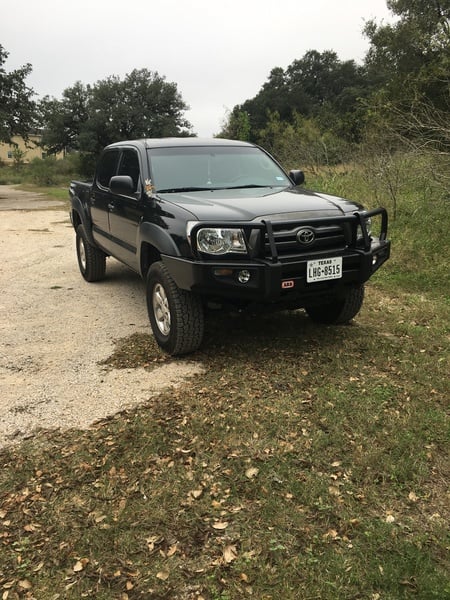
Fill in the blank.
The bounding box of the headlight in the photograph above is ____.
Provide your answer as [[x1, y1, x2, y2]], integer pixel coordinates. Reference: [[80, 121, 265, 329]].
[[357, 215, 372, 241], [196, 228, 247, 255]]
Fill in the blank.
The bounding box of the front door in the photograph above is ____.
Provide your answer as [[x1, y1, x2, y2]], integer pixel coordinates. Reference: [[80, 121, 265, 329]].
[[107, 148, 143, 270]]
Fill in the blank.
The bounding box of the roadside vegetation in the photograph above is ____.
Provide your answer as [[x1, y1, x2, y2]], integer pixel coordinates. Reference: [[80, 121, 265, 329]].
[[0, 154, 448, 599], [0, 154, 81, 189]]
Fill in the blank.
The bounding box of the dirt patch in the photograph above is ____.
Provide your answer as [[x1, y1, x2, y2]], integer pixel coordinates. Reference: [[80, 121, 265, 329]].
[[0, 186, 203, 447], [0, 185, 64, 210]]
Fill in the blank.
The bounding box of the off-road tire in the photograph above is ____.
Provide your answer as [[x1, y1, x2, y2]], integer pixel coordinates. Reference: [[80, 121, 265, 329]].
[[305, 284, 365, 324], [76, 224, 106, 282], [147, 261, 204, 355]]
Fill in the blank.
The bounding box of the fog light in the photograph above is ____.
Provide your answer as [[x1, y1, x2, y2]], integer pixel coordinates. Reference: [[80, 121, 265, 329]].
[[238, 269, 251, 284]]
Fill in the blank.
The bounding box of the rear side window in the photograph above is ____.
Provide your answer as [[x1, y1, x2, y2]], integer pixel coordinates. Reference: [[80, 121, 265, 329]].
[[96, 150, 120, 188]]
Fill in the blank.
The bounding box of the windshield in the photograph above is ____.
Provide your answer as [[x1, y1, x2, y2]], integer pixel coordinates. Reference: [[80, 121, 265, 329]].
[[147, 146, 290, 192]]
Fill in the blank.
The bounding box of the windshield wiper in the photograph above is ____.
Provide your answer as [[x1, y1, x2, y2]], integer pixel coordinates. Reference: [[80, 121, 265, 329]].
[[223, 184, 275, 190], [157, 186, 216, 193], [157, 184, 283, 193]]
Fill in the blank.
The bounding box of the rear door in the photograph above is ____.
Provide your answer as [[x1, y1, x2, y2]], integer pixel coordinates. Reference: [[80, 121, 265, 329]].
[[91, 149, 120, 251]]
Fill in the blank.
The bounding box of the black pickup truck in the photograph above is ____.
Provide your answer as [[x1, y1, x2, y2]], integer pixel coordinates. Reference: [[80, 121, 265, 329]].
[[69, 138, 390, 355]]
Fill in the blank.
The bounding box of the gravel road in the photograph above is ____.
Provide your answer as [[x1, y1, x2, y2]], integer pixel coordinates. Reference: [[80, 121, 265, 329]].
[[0, 186, 203, 448]]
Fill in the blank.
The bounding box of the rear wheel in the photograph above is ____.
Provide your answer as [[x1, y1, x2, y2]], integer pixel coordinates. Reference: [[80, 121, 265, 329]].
[[305, 284, 365, 324], [76, 224, 106, 282], [147, 261, 204, 355]]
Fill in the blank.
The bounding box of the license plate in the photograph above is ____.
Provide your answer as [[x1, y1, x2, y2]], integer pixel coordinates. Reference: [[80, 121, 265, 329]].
[[307, 257, 342, 282]]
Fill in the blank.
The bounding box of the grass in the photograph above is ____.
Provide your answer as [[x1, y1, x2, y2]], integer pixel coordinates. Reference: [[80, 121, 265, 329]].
[[19, 184, 70, 202], [0, 164, 449, 599]]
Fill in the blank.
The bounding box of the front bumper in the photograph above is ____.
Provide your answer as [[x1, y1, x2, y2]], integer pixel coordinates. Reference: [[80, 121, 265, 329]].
[[162, 208, 391, 305], [161, 239, 391, 304]]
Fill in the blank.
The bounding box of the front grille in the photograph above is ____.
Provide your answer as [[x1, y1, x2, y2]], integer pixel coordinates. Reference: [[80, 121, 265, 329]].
[[263, 222, 349, 259]]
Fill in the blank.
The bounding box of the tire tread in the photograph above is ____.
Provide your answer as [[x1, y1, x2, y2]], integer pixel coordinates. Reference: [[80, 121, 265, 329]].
[[76, 224, 106, 282], [306, 284, 365, 324], [147, 261, 204, 355]]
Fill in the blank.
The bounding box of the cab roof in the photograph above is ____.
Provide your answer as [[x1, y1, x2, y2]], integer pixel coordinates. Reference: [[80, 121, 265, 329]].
[[107, 137, 255, 150]]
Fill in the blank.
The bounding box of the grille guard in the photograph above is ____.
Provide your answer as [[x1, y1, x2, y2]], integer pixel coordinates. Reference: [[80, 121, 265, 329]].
[[190, 208, 389, 261]]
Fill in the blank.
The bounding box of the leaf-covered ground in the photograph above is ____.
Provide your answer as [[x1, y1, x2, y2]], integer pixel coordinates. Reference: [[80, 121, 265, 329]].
[[0, 281, 449, 599]]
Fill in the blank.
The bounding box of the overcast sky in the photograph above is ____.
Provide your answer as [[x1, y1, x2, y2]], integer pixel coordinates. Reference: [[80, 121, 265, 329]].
[[2, 0, 394, 137]]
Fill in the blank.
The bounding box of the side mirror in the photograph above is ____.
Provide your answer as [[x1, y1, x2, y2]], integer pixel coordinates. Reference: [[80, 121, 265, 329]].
[[289, 170, 305, 186], [109, 175, 135, 195]]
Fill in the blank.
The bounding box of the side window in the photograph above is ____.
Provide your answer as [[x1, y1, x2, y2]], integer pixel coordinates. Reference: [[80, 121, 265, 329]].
[[117, 149, 140, 192], [96, 150, 120, 188]]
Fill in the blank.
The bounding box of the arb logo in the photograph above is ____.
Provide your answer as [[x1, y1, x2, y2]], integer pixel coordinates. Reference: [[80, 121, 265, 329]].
[[281, 280, 295, 289]]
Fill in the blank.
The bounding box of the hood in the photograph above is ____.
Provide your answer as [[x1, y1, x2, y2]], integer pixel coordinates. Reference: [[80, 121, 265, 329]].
[[158, 186, 363, 222]]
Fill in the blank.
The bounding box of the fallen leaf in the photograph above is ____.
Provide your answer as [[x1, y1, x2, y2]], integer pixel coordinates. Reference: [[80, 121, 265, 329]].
[[2, 582, 14, 590], [223, 544, 238, 563], [146, 535, 164, 552], [166, 544, 178, 557], [73, 558, 89, 572], [212, 521, 229, 530], [385, 514, 395, 523], [95, 515, 107, 523], [156, 570, 169, 581], [33, 561, 44, 572], [189, 489, 203, 499], [323, 529, 339, 539], [18, 581, 32, 590], [245, 467, 259, 479]]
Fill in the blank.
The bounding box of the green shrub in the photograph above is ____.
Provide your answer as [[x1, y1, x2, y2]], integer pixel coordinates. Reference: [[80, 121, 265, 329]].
[[0, 154, 83, 186]]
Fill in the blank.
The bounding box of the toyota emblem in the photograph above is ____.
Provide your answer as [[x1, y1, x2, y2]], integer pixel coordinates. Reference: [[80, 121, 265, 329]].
[[296, 227, 315, 245]]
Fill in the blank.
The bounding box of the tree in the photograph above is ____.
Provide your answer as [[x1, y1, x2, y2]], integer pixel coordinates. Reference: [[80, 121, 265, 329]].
[[363, 0, 450, 184], [364, 0, 450, 109], [0, 45, 37, 143], [39, 81, 90, 155], [285, 51, 368, 142], [217, 108, 251, 141], [257, 111, 350, 172], [40, 69, 192, 159], [222, 51, 368, 144]]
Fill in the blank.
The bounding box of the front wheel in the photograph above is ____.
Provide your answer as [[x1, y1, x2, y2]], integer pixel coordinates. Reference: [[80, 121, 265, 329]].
[[76, 224, 106, 282], [147, 261, 204, 355], [305, 284, 365, 324]]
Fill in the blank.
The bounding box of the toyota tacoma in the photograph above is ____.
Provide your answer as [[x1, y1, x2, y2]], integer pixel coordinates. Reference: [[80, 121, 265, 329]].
[[69, 138, 390, 354]]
